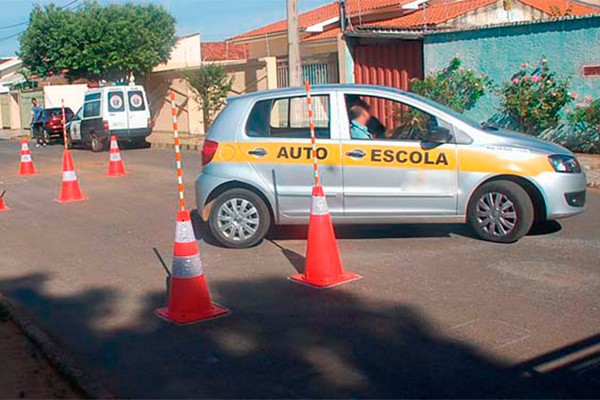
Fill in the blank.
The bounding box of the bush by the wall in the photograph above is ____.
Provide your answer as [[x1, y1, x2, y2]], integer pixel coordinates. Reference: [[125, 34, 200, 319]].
[[542, 97, 600, 154], [498, 58, 573, 136], [410, 57, 492, 113]]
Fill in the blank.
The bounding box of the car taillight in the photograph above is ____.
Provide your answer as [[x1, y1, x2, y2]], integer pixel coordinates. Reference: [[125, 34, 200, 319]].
[[202, 140, 218, 166], [102, 121, 109, 131]]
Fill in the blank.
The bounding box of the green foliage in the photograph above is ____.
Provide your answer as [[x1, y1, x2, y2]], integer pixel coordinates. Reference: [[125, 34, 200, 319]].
[[184, 64, 234, 130], [409, 57, 492, 113], [19, 1, 176, 82], [546, 97, 600, 153], [498, 58, 573, 135]]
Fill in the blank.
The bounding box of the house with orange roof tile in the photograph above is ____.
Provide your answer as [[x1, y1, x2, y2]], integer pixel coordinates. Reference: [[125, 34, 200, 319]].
[[225, 0, 598, 88]]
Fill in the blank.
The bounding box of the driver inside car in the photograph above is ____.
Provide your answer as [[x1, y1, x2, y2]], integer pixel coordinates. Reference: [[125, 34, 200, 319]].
[[349, 105, 374, 140]]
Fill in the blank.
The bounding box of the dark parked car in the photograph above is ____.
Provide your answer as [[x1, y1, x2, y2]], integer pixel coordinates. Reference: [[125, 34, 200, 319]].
[[32, 107, 75, 145]]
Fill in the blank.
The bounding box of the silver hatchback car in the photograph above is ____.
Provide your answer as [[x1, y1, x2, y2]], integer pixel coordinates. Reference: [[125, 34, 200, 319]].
[[195, 85, 586, 248]]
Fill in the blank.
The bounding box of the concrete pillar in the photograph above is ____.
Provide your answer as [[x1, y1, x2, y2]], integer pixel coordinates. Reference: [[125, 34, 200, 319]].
[[337, 33, 355, 84], [263, 57, 278, 90]]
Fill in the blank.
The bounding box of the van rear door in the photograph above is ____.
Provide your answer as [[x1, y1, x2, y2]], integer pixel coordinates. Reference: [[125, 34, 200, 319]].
[[107, 89, 128, 135], [126, 88, 149, 135]]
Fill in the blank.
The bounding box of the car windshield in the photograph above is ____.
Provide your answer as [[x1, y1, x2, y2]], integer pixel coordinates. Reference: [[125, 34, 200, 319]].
[[402, 92, 484, 129]]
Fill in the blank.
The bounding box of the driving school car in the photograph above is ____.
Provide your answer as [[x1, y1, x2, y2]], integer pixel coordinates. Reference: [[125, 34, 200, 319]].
[[195, 84, 586, 248]]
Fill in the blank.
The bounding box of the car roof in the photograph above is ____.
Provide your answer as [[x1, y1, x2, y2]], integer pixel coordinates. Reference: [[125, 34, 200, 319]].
[[228, 84, 407, 102]]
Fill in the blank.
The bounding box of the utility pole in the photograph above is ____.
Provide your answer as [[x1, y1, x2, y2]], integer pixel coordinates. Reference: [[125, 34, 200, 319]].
[[287, 0, 302, 87]]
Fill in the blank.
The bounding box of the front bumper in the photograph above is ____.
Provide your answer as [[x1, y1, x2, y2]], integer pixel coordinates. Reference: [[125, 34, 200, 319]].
[[536, 171, 587, 220]]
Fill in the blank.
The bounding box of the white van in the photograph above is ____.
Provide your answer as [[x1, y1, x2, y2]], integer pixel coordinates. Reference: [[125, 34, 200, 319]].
[[67, 85, 151, 151]]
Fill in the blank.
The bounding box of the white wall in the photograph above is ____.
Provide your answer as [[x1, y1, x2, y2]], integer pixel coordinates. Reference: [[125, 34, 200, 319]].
[[43, 84, 88, 114], [153, 33, 202, 73]]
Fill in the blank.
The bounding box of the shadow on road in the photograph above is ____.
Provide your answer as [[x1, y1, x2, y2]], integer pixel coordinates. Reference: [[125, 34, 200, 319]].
[[0, 272, 595, 398]]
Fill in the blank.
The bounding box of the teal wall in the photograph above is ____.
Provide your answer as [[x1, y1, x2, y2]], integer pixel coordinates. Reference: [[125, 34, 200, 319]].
[[424, 16, 600, 123]]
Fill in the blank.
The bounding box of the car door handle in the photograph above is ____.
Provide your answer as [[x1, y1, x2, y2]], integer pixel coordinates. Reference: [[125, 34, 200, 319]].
[[345, 149, 366, 159], [248, 148, 267, 157]]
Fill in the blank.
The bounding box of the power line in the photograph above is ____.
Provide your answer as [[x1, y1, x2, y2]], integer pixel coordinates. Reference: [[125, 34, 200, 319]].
[[0, 0, 81, 31]]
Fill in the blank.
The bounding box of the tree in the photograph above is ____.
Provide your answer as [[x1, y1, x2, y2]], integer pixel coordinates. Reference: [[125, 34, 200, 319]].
[[498, 58, 573, 135], [184, 64, 234, 131], [409, 57, 492, 113], [19, 2, 176, 82]]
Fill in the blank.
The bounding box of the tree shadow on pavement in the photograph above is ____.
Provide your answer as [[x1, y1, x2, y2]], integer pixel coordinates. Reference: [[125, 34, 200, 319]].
[[0, 273, 595, 398]]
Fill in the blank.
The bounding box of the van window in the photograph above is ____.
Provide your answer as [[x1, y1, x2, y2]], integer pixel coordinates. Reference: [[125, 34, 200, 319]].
[[128, 90, 146, 111], [85, 93, 101, 102], [83, 100, 101, 118], [246, 95, 330, 139], [108, 92, 125, 112]]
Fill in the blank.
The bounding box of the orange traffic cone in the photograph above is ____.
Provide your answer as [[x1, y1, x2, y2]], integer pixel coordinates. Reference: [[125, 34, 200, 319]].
[[0, 190, 10, 212], [290, 185, 361, 288], [57, 149, 85, 203], [18, 139, 37, 176], [155, 210, 229, 324], [106, 135, 127, 177]]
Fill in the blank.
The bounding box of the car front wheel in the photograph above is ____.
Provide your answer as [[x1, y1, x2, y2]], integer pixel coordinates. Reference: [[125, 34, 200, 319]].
[[208, 188, 271, 248], [468, 180, 534, 243]]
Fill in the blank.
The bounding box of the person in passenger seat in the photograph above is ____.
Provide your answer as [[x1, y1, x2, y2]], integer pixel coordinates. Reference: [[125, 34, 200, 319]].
[[349, 105, 373, 140]]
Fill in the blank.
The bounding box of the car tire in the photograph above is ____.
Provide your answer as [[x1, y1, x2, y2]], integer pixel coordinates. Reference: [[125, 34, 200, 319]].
[[468, 180, 534, 243], [208, 188, 271, 248], [90, 133, 104, 152]]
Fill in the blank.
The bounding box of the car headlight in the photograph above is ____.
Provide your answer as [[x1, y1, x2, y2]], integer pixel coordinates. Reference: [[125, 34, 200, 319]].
[[548, 155, 581, 173]]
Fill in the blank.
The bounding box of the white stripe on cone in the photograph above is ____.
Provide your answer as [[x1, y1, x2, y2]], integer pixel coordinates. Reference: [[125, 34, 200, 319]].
[[109, 153, 121, 161], [21, 154, 32, 162], [175, 219, 196, 243], [21, 144, 29, 151], [110, 140, 119, 149], [172, 255, 203, 278], [63, 170, 77, 182], [311, 195, 329, 215]]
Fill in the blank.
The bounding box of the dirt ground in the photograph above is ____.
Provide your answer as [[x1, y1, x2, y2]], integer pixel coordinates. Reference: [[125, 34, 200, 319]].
[[0, 308, 81, 399]]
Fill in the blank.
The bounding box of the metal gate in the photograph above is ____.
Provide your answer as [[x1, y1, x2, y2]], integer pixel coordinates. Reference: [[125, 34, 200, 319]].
[[0, 94, 10, 128], [353, 40, 424, 126], [277, 62, 338, 88], [19, 90, 44, 130]]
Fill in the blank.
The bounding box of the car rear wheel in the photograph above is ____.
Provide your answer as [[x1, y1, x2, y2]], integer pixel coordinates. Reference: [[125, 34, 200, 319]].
[[208, 188, 271, 248], [90, 133, 104, 152], [468, 180, 534, 243]]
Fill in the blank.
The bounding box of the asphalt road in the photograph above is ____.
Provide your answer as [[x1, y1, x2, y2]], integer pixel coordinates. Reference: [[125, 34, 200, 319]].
[[1, 140, 599, 398]]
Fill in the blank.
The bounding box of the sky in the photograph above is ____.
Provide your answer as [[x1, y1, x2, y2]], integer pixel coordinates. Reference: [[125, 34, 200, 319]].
[[0, 0, 333, 57]]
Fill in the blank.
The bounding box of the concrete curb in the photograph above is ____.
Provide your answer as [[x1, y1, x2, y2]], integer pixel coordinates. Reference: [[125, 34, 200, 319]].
[[0, 293, 115, 399]]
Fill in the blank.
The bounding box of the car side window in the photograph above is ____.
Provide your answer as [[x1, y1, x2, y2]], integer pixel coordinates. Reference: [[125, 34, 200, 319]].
[[246, 95, 330, 139], [83, 101, 100, 118], [344, 94, 453, 142]]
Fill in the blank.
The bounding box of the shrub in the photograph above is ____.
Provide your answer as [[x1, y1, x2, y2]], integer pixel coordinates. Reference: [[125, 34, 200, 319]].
[[544, 97, 600, 154], [409, 57, 492, 113], [498, 58, 573, 135], [184, 64, 234, 131]]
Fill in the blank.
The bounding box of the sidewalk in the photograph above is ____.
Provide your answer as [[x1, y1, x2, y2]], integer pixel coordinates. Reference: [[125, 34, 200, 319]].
[[146, 130, 203, 151], [0, 129, 28, 141], [577, 153, 600, 188]]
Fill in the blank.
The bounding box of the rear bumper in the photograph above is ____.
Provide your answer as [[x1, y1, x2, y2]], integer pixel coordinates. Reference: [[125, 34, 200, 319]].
[[109, 128, 151, 139]]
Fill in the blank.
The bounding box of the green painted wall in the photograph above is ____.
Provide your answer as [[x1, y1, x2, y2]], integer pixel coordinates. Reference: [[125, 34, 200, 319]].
[[424, 16, 600, 123]]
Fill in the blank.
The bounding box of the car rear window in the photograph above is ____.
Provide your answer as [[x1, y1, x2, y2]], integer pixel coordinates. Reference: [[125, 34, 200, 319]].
[[246, 95, 330, 139], [108, 91, 125, 112], [128, 90, 146, 111]]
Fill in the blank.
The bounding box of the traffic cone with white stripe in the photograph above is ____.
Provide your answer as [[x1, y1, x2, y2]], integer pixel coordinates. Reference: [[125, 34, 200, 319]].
[[18, 139, 37, 176], [289, 185, 361, 288], [155, 210, 229, 324], [57, 149, 85, 203], [0, 190, 9, 212], [106, 135, 127, 177]]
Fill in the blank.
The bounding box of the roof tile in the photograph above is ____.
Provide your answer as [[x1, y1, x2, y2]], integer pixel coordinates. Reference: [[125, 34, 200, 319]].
[[201, 42, 249, 61]]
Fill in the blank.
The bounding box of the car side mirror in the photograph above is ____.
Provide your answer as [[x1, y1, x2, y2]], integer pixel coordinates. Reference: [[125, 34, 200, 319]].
[[425, 126, 452, 143]]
